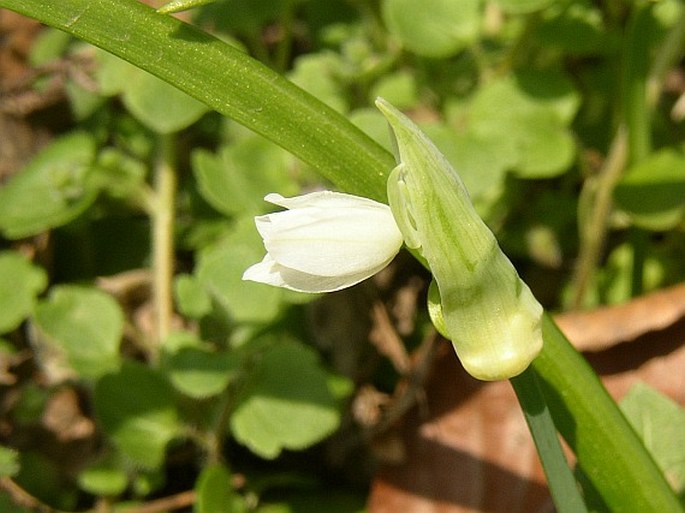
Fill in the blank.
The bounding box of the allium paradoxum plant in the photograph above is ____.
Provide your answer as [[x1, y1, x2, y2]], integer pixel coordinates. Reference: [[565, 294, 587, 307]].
[[244, 98, 543, 381]]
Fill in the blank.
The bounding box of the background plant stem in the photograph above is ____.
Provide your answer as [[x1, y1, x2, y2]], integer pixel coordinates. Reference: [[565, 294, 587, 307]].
[[1, 0, 681, 510], [151, 133, 176, 357], [572, 126, 628, 308], [573, 2, 685, 306]]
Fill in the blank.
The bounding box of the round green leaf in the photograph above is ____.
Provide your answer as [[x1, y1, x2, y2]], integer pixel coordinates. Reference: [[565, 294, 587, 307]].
[[196, 218, 284, 323], [614, 148, 685, 230], [469, 72, 578, 178], [382, 0, 480, 58], [0, 251, 47, 334], [166, 347, 239, 398], [370, 71, 418, 110], [0, 446, 20, 478], [192, 136, 296, 217], [536, 3, 613, 56], [77, 456, 128, 496], [230, 340, 340, 459], [493, 0, 554, 14], [94, 362, 179, 470], [121, 67, 209, 134], [195, 464, 245, 513], [288, 53, 348, 113], [0, 132, 98, 239], [174, 274, 212, 319], [34, 285, 123, 380], [620, 383, 685, 498]]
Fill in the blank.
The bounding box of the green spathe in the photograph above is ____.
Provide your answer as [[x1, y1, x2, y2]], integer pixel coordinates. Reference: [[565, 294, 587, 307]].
[[376, 98, 543, 380]]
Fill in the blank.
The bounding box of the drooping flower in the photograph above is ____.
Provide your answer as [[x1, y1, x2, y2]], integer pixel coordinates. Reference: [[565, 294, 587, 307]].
[[242, 191, 403, 293]]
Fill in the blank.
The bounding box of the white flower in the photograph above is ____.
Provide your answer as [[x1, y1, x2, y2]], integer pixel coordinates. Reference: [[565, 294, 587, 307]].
[[242, 191, 404, 293]]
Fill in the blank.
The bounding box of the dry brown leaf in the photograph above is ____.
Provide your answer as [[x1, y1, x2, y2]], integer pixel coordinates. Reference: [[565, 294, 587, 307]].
[[368, 343, 553, 513], [368, 285, 685, 513], [555, 282, 685, 351]]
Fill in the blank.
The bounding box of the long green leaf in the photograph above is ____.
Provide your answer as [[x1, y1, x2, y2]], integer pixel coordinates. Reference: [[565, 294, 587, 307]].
[[2, 0, 392, 202], [2, 1, 681, 511], [534, 315, 682, 512]]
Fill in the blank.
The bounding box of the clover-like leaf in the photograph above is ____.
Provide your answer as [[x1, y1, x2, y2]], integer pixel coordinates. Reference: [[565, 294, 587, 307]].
[[94, 362, 180, 470], [621, 383, 685, 500], [0, 132, 98, 239], [196, 217, 285, 323], [0, 251, 47, 334], [230, 340, 342, 459], [34, 285, 123, 380], [192, 136, 296, 217], [382, 0, 479, 58], [166, 346, 240, 398], [195, 464, 245, 513], [614, 148, 685, 230]]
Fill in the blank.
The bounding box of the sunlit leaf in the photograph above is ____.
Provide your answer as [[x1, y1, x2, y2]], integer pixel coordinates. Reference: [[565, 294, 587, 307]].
[[195, 464, 245, 513], [77, 455, 128, 497], [165, 346, 240, 398], [621, 383, 685, 500], [469, 71, 579, 178], [382, 0, 480, 58], [196, 217, 284, 323], [0, 133, 98, 239], [174, 274, 212, 319], [230, 339, 341, 459], [0, 251, 47, 334], [614, 148, 685, 230], [34, 285, 123, 380], [94, 362, 179, 470], [0, 446, 20, 477], [192, 136, 296, 217], [493, 0, 554, 14]]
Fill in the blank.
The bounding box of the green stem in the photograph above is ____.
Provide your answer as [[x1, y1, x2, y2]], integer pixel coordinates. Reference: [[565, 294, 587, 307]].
[[533, 315, 682, 513], [273, 4, 294, 73], [151, 133, 176, 357], [630, 227, 647, 297], [510, 367, 588, 513], [572, 126, 628, 308], [646, 3, 685, 110], [573, 2, 672, 308], [2, 1, 681, 510], [623, 3, 653, 166]]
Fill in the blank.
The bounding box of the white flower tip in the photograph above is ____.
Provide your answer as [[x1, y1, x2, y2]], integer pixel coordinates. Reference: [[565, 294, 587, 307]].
[[264, 192, 285, 205]]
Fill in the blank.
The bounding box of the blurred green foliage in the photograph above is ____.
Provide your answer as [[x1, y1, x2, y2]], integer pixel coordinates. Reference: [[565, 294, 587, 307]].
[[1, 0, 684, 511]]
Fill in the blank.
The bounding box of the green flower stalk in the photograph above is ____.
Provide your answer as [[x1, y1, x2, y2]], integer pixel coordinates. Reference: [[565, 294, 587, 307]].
[[376, 98, 543, 381]]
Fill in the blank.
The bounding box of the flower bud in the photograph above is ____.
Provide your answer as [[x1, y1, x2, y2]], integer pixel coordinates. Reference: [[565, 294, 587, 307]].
[[243, 191, 403, 293], [376, 98, 543, 380]]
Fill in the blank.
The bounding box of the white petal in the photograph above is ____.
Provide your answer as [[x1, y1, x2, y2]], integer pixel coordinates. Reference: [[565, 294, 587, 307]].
[[265, 191, 387, 210], [258, 204, 402, 277], [242, 254, 291, 289], [242, 254, 387, 293]]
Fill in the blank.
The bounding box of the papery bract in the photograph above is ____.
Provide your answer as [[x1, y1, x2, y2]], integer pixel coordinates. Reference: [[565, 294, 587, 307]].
[[243, 191, 403, 293], [377, 97, 543, 381]]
